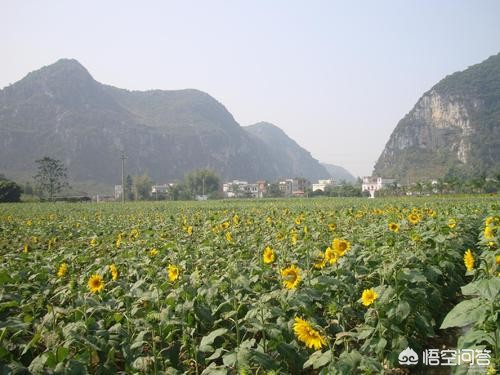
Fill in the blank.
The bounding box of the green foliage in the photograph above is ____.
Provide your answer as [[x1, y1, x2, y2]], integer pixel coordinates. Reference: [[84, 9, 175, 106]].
[[184, 169, 220, 198], [125, 175, 134, 201], [0, 180, 22, 202], [33, 157, 69, 201], [0, 197, 497, 373], [265, 183, 284, 198], [324, 183, 362, 197], [440, 215, 500, 372], [132, 173, 152, 201]]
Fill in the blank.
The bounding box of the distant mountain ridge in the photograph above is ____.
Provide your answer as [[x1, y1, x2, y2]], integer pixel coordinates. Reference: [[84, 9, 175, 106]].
[[244, 122, 329, 180], [321, 163, 356, 183], [0, 59, 335, 186], [374, 52, 500, 180]]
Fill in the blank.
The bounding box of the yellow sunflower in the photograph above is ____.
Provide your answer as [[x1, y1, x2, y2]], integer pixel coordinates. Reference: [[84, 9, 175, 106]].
[[225, 231, 233, 243], [57, 263, 68, 278], [233, 215, 239, 225], [426, 209, 437, 218], [361, 288, 378, 307], [313, 251, 327, 269], [150, 248, 159, 256], [407, 213, 420, 225], [88, 274, 105, 293], [115, 234, 122, 249], [388, 223, 400, 232], [281, 265, 301, 289], [485, 216, 497, 226], [328, 223, 336, 231], [448, 218, 457, 229], [495, 255, 500, 266], [293, 317, 326, 350], [109, 264, 118, 280], [332, 238, 350, 257], [484, 226, 494, 239], [168, 264, 180, 282], [464, 249, 474, 272], [324, 247, 338, 265], [263, 246, 276, 264]]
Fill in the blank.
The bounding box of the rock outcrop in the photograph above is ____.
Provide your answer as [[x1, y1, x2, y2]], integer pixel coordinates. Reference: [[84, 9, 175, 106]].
[[374, 52, 500, 181]]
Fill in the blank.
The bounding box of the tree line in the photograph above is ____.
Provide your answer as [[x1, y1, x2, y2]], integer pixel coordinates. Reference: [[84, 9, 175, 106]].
[[1, 156, 498, 203]]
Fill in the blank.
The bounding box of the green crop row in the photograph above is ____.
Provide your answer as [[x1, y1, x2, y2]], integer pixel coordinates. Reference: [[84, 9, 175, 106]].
[[0, 198, 498, 374]]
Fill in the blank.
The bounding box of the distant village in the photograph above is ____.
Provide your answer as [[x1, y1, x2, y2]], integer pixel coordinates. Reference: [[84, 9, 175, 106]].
[[105, 176, 398, 201]]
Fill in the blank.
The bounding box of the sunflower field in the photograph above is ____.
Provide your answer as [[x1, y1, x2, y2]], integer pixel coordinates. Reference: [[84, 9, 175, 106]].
[[0, 198, 498, 374]]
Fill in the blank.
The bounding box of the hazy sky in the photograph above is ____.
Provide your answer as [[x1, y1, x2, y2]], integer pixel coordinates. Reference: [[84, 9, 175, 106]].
[[2, 1, 500, 177]]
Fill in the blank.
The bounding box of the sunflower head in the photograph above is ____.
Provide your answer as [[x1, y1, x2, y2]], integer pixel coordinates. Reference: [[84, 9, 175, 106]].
[[232, 215, 239, 225], [293, 317, 326, 350], [263, 246, 275, 264], [407, 213, 420, 225], [150, 248, 159, 257], [332, 238, 350, 257], [448, 218, 457, 229], [324, 247, 338, 265], [484, 226, 494, 239], [281, 265, 301, 289], [57, 263, 68, 278], [485, 216, 498, 226], [426, 209, 437, 218], [109, 264, 118, 280], [168, 264, 180, 282], [361, 288, 378, 307], [464, 249, 474, 272], [388, 223, 400, 232], [313, 251, 326, 269], [88, 274, 105, 293]]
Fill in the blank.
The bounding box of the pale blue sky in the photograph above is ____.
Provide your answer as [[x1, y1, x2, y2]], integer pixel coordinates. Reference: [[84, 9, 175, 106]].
[[2, 1, 500, 177]]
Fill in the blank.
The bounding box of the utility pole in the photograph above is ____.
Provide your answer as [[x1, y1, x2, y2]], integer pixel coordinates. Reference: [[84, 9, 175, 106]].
[[120, 151, 127, 203]]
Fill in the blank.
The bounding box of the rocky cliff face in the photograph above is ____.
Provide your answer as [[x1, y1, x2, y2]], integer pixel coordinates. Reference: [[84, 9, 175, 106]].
[[374, 53, 500, 181], [0, 59, 329, 186]]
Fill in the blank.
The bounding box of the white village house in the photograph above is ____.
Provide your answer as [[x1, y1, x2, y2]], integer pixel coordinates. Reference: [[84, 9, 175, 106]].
[[362, 177, 396, 198], [312, 179, 335, 192]]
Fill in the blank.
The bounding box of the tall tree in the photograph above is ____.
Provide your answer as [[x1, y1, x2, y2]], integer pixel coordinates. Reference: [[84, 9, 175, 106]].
[[33, 157, 69, 200], [133, 173, 152, 200], [0, 180, 22, 202], [185, 169, 220, 198], [125, 175, 134, 201]]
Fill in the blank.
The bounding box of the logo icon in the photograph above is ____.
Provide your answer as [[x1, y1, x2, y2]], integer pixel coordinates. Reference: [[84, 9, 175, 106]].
[[398, 347, 419, 365]]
